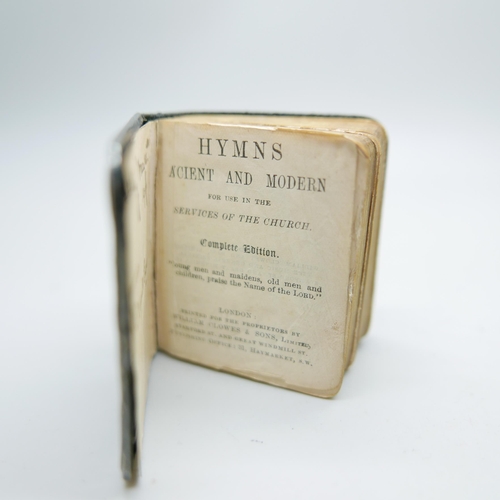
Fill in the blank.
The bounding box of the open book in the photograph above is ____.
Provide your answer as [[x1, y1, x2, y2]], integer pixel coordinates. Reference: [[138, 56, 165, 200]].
[[111, 113, 388, 480]]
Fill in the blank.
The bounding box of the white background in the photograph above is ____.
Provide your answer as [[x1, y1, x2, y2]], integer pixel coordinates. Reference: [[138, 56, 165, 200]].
[[1, 1, 499, 499]]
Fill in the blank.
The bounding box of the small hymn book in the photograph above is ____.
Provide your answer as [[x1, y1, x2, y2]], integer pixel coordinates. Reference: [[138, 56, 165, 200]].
[[111, 113, 388, 481]]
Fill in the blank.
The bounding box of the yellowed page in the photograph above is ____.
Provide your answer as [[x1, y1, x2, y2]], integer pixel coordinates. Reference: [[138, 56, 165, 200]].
[[356, 125, 388, 339], [341, 135, 376, 367], [122, 121, 158, 462], [164, 114, 388, 356], [155, 119, 367, 397]]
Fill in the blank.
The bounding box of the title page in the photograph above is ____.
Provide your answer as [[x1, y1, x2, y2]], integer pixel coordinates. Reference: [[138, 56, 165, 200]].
[[156, 120, 359, 395]]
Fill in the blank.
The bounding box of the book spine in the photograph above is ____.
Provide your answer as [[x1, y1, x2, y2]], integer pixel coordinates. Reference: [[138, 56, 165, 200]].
[[111, 166, 137, 482]]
